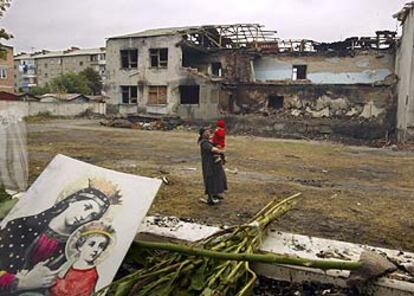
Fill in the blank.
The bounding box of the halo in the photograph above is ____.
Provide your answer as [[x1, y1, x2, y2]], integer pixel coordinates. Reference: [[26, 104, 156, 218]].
[[65, 221, 117, 266]]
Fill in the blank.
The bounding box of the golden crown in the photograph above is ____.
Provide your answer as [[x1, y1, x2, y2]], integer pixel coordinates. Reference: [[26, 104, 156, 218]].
[[88, 178, 122, 205]]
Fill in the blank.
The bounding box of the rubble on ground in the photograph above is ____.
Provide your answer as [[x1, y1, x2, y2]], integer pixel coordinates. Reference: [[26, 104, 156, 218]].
[[252, 277, 354, 296], [100, 115, 184, 131]]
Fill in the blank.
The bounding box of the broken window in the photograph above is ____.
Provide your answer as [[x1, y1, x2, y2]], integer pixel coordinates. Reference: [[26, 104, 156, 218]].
[[292, 65, 307, 80], [148, 86, 167, 105], [121, 86, 138, 104], [150, 48, 168, 68], [120, 49, 138, 69], [211, 62, 222, 77], [268, 96, 284, 109], [180, 85, 200, 104]]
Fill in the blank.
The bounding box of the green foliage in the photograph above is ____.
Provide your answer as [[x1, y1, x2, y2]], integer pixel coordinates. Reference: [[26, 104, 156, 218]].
[[80, 67, 102, 95], [97, 194, 303, 296], [0, 0, 12, 17], [49, 72, 91, 94], [0, 0, 13, 59], [0, 184, 11, 203], [24, 111, 56, 123], [29, 84, 51, 96], [29, 69, 103, 96], [0, 184, 18, 220]]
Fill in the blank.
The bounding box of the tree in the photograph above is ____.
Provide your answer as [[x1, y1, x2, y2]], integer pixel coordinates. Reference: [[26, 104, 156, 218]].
[[0, 0, 13, 59], [80, 67, 102, 95], [29, 84, 51, 96], [49, 72, 91, 94]]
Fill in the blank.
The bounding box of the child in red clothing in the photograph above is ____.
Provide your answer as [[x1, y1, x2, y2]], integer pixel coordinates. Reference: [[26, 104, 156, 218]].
[[211, 119, 226, 164], [50, 222, 115, 296]]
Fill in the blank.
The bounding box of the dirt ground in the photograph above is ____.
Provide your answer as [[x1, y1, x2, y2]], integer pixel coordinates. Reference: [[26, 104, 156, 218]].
[[26, 119, 414, 252]]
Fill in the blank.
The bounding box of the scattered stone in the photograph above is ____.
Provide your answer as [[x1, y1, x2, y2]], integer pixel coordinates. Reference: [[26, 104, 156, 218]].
[[306, 106, 330, 118], [102, 115, 183, 131], [225, 168, 239, 174], [291, 109, 302, 117], [159, 167, 170, 175], [346, 107, 359, 117], [101, 118, 132, 128], [348, 250, 397, 287], [252, 277, 352, 296], [359, 101, 384, 118]]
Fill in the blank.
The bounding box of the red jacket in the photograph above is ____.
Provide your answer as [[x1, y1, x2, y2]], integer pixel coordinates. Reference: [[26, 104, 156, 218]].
[[212, 127, 225, 148]]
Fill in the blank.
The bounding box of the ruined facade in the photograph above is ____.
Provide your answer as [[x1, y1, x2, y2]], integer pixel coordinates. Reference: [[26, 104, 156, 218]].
[[106, 27, 234, 119], [14, 47, 106, 92], [106, 25, 397, 141], [394, 2, 414, 142], [0, 46, 14, 93], [223, 36, 397, 141]]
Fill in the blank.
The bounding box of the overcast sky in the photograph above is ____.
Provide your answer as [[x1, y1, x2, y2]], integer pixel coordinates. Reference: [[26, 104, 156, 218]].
[[0, 0, 407, 53]]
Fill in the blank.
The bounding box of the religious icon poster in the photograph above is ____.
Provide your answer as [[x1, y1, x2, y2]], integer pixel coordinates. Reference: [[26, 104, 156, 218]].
[[0, 154, 162, 295]]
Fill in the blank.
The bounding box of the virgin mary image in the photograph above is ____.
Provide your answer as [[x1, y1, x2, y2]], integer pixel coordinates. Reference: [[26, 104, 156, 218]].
[[0, 178, 122, 295]]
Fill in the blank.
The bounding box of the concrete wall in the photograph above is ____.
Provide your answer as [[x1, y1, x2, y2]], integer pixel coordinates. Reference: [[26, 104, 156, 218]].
[[36, 57, 63, 86], [395, 9, 414, 142], [106, 35, 222, 120], [0, 47, 14, 93], [254, 52, 395, 84], [0, 101, 106, 117]]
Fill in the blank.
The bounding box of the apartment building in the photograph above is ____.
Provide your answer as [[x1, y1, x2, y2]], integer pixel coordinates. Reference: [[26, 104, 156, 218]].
[[14, 47, 106, 92], [0, 45, 14, 93]]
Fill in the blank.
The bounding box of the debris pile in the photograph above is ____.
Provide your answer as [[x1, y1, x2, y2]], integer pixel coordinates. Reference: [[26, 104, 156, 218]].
[[252, 277, 353, 296], [100, 115, 184, 131]]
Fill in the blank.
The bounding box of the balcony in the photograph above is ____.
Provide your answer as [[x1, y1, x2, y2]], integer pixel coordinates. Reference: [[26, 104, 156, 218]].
[[20, 67, 37, 78]]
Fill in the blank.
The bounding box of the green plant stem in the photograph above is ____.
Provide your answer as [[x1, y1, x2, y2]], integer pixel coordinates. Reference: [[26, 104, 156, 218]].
[[133, 240, 362, 271]]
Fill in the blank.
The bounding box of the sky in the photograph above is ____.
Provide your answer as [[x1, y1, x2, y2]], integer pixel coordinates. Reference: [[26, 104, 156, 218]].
[[0, 0, 408, 53]]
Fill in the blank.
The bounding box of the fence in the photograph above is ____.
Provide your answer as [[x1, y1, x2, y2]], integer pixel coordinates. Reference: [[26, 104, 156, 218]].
[[0, 100, 106, 117]]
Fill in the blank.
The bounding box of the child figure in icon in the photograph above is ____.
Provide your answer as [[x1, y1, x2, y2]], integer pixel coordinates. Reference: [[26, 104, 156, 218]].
[[49, 222, 116, 296]]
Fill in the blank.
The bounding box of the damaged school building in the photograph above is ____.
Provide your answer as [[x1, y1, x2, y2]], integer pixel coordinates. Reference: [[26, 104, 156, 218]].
[[105, 19, 408, 141]]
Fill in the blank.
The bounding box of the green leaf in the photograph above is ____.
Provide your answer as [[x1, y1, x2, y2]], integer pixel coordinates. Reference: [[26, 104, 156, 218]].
[[200, 288, 215, 296], [0, 199, 18, 220], [174, 289, 193, 296], [113, 279, 136, 296], [190, 260, 207, 291]]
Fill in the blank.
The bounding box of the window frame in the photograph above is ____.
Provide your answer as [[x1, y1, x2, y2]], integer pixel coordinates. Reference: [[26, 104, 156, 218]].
[[120, 49, 138, 69], [292, 65, 307, 80], [0, 67, 7, 79], [121, 85, 138, 104], [179, 85, 200, 105], [149, 48, 168, 68], [148, 85, 168, 105], [211, 62, 222, 77]]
